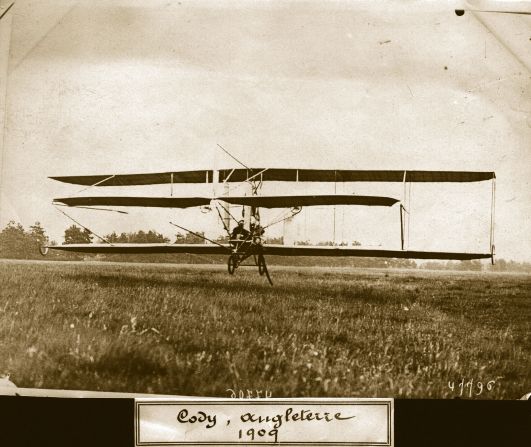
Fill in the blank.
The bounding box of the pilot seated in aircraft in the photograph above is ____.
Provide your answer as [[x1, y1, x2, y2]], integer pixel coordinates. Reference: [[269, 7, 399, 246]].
[[250, 222, 265, 243], [231, 220, 250, 244]]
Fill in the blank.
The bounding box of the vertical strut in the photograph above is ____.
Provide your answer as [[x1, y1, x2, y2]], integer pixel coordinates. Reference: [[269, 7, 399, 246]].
[[402, 170, 407, 204], [489, 176, 496, 263], [400, 205, 405, 250], [407, 181, 412, 249], [333, 170, 337, 244], [401, 171, 408, 249]]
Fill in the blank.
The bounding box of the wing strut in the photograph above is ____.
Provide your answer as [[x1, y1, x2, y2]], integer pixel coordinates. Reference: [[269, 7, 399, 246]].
[[400, 178, 413, 250], [0, 2, 15, 21], [262, 206, 302, 230], [401, 170, 413, 250], [400, 204, 405, 251], [214, 204, 231, 237], [216, 201, 240, 226], [168, 221, 227, 249], [217, 144, 250, 170], [77, 174, 116, 194], [489, 177, 496, 264], [53, 204, 111, 244]]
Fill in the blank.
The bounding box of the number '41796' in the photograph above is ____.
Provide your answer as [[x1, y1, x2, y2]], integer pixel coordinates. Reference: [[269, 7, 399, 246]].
[[448, 378, 497, 397]]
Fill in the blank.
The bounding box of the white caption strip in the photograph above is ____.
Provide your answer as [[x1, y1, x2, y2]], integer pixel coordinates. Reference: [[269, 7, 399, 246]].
[[135, 398, 393, 446]]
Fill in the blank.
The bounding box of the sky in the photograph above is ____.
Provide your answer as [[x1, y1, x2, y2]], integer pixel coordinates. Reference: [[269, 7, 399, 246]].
[[0, 0, 530, 260]]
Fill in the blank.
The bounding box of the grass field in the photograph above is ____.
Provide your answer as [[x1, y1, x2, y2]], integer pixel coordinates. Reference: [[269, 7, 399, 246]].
[[0, 259, 529, 399]]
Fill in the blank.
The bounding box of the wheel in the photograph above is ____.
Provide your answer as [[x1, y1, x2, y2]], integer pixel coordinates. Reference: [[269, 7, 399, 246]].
[[257, 254, 266, 276], [227, 255, 237, 274], [257, 254, 273, 286], [39, 245, 49, 256]]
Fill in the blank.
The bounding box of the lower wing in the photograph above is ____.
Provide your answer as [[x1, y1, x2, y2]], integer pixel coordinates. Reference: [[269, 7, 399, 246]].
[[45, 243, 231, 254], [261, 245, 492, 260], [45, 243, 492, 260]]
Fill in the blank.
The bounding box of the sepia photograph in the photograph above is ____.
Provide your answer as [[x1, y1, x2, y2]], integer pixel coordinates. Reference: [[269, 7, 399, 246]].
[[0, 0, 530, 404]]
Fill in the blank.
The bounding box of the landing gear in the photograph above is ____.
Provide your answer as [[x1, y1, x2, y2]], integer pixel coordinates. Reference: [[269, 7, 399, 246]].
[[257, 253, 273, 286], [228, 254, 238, 274], [224, 196, 273, 284], [257, 254, 266, 276], [226, 250, 273, 285]]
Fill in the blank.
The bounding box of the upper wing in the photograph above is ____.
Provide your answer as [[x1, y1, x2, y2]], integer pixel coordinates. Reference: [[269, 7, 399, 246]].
[[50, 171, 212, 186], [50, 169, 496, 186], [262, 244, 492, 260], [221, 194, 399, 208], [54, 196, 211, 208], [218, 169, 495, 183], [46, 243, 231, 254]]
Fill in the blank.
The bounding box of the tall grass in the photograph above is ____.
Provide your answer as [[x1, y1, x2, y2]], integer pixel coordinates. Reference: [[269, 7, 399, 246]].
[[0, 260, 529, 398]]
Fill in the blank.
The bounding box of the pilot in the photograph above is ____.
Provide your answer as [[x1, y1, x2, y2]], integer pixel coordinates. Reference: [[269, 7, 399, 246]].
[[250, 222, 265, 242], [231, 220, 250, 241]]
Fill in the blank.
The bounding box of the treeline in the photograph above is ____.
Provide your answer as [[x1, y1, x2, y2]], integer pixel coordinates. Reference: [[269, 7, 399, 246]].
[[1, 221, 530, 272], [0, 221, 176, 261], [421, 259, 531, 273], [0, 221, 48, 259]]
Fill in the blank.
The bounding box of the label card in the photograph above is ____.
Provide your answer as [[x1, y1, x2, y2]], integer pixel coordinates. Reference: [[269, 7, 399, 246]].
[[135, 398, 393, 446]]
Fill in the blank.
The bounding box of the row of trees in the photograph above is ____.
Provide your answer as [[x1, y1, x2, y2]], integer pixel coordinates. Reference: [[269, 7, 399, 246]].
[[1, 220, 530, 271], [0, 221, 48, 259], [421, 259, 530, 273], [106, 230, 170, 244], [0, 221, 176, 260], [293, 239, 362, 247]]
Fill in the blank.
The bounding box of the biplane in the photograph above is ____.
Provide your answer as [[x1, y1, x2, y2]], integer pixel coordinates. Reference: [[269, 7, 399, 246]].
[[41, 168, 496, 285]]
